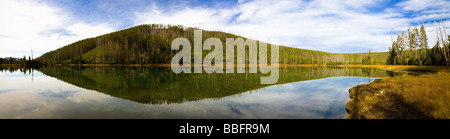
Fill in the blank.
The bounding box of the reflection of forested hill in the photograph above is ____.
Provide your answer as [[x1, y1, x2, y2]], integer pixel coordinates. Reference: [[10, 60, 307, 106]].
[[38, 67, 390, 104]]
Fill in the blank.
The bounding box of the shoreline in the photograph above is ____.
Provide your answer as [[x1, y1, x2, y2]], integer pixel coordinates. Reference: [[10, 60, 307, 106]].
[[346, 72, 450, 119], [2, 64, 449, 74], [344, 65, 450, 119], [2, 63, 445, 69]]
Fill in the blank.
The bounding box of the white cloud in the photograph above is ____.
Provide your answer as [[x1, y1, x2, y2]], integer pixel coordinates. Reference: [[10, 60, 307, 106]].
[[394, 0, 450, 48], [397, 0, 450, 12], [135, 0, 450, 52], [396, 0, 450, 24], [2, 0, 449, 57], [0, 0, 115, 58], [135, 4, 234, 30], [134, 0, 414, 52]]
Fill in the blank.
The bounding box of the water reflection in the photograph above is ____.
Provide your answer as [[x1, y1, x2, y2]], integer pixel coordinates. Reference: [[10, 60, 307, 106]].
[[37, 66, 390, 104], [0, 66, 396, 118]]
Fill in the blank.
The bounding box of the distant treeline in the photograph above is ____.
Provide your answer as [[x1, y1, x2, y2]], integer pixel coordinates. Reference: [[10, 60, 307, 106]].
[[36, 24, 388, 66], [0, 56, 39, 67], [387, 21, 450, 66]]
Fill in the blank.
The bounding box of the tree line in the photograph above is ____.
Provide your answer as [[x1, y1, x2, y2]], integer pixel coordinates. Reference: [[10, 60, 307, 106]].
[[37, 24, 214, 65], [0, 56, 39, 67], [387, 20, 450, 66], [36, 24, 390, 66]]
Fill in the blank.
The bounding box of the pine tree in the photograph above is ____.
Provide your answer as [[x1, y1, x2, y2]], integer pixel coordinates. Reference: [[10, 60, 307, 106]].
[[419, 24, 428, 65]]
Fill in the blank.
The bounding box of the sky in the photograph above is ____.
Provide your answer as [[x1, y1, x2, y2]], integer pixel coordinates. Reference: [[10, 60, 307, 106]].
[[0, 0, 449, 58]]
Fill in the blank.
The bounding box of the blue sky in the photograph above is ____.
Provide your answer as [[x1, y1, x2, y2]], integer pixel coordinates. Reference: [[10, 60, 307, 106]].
[[0, 0, 449, 58]]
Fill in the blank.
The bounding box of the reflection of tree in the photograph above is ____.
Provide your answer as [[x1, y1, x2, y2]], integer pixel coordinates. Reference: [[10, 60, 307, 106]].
[[36, 67, 390, 105], [0, 66, 37, 83], [0, 66, 34, 74]]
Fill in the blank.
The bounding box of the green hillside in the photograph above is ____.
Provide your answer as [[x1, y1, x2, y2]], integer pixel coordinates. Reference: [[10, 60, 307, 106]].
[[37, 24, 388, 65]]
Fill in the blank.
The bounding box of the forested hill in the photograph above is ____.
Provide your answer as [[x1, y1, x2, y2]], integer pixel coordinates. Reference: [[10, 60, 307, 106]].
[[37, 24, 388, 65]]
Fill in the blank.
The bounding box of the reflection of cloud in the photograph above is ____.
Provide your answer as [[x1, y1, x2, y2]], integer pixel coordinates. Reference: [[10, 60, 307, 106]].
[[228, 104, 243, 115], [199, 76, 375, 119], [0, 72, 376, 119], [0, 34, 15, 38], [38, 87, 80, 98], [0, 73, 121, 118], [0, 89, 17, 94]]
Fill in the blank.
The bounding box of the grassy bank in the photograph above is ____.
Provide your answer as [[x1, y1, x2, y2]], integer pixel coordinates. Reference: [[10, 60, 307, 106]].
[[346, 72, 450, 119]]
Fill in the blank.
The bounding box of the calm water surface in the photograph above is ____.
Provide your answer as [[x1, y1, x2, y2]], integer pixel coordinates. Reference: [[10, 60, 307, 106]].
[[0, 67, 398, 119]]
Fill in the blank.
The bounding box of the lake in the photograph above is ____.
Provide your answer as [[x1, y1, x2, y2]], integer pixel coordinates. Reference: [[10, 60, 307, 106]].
[[0, 66, 400, 119]]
